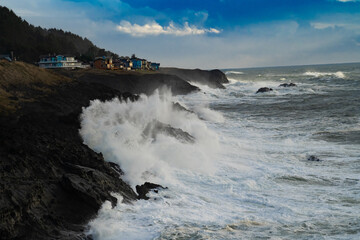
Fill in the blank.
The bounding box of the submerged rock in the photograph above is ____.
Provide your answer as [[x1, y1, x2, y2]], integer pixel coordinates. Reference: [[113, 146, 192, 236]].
[[136, 182, 167, 200], [143, 120, 195, 143], [307, 155, 321, 162], [279, 83, 297, 87], [256, 87, 273, 93]]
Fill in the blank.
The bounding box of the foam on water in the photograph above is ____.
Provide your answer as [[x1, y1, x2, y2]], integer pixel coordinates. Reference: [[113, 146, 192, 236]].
[[79, 89, 220, 187], [81, 63, 360, 239], [225, 70, 244, 75], [303, 71, 346, 79]]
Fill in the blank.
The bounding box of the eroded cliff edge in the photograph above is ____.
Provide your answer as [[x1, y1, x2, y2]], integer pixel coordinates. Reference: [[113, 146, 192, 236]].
[[159, 67, 229, 89], [0, 61, 138, 239], [0, 61, 229, 239]]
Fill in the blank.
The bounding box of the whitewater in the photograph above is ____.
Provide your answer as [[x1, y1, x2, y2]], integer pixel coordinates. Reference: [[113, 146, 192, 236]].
[[80, 63, 360, 239]]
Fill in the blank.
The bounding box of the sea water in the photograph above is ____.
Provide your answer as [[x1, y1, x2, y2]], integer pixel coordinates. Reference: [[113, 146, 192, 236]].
[[80, 63, 360, 239]]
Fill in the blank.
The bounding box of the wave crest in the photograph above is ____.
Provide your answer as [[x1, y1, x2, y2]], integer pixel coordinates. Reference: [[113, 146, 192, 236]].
[[304, 71, 345, 79], [79, 90, 220, 187]]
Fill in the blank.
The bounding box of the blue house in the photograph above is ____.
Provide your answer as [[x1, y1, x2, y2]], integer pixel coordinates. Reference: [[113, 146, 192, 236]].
[[150, 62, 160, 70], [131, 58, 142, 70], [38, 55, 88, 69], [0, 54, 12, 62]]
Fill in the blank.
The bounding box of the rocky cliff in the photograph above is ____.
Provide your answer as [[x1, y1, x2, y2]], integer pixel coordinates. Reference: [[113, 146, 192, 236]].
[[159, 67, 229, 89], [0, 61, 138, 239], [0, 61, 229, 239], [55, 68, 200, 96]]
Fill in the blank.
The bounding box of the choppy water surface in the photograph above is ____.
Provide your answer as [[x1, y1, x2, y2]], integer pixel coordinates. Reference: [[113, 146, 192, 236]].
[[81, 63, 360, 239]]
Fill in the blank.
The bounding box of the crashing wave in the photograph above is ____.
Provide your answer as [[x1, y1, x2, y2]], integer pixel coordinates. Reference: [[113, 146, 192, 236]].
[[225, 71, 244, 75], [303, 71, 345, 79], [79, 89, 220, 187]]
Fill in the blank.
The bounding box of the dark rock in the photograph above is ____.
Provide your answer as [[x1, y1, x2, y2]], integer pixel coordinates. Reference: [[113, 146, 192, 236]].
[[172, 102, 193, 114], [307, 155, 321, 161], [256, 87, 273, 93], [159, 68, 229, 89], [143, 120, 195, 143], [279, 83, 297, 87], [55, 69, 200, 96], [136, 182, 167, 200], [0, 81, 138, 239]]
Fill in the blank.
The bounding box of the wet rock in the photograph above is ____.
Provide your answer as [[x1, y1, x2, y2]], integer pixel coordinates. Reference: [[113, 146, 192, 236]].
[[256, 87, 273, 93], [58, 69, 200, 96], [0, 81, 138, 239], [172, 102, 193, 114], [279, 83, 297, 87], [143, 120, 195, 143], [159, 68, 229, 89], [136, 182, 167, 200], [307, 155, 321, 161]]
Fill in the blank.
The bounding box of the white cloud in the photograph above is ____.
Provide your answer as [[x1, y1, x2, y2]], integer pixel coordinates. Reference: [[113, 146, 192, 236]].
[[311, 21, 360, 33], [116, 21, 221, 37], [311, 22, 343, 29], [337, 0, 360, 2]]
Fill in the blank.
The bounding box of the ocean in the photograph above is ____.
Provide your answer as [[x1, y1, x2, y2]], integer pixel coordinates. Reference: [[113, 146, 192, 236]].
[[79, 63, 360, 239]]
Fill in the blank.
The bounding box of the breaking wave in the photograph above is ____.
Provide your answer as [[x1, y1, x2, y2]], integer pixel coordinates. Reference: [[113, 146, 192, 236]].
[[303, 71, 345, 79], [79, 89, 221, 187], [225, 71, 244, 75]]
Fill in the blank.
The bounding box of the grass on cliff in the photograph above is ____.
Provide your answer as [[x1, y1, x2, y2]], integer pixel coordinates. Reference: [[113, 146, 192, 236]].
[[0, 60, 71, 114]]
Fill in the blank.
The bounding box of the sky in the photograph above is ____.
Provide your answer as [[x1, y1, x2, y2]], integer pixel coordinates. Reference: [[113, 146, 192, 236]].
[[1, 0, 360, 69]]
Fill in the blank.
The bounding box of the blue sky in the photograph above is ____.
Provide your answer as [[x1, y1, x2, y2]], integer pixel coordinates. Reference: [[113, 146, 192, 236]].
[[2, 0, 360, 68]]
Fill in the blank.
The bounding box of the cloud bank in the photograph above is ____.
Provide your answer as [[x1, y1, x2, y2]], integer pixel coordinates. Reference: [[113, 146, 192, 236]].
[[116, 21, 220, 37], [337, 0, 360, 2], [1, 0, 360, 68]]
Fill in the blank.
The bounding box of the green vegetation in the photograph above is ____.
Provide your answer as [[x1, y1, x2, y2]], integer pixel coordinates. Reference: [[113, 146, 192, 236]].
[[0, 60, 71, 114], [0, 6, 117, 63]]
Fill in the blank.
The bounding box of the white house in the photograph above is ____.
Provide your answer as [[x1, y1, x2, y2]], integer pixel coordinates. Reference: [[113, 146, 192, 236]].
[[38, 55, 89, 69]]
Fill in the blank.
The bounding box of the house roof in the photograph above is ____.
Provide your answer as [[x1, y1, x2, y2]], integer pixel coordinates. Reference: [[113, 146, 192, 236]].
[[39, 54, 75, 59], [0, 55, 12, 61], [95, 56, 112, 60]]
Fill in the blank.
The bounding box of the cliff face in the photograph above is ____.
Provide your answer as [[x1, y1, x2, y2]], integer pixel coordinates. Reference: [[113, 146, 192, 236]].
[[0, 61, 138, 239], [0, 61, 227, 239], [159, 67, 229, 89], [54, 68, 200, 96]]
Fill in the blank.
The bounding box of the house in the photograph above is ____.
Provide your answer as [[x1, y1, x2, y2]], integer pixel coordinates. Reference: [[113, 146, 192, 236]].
[[0, 54, 12, 62], [131, 58, 142, 70], [118, 57, 133, 71], [112, 59, 124, 70], [94, 56, 114, 70], [141, 59, 148, 70], [38, 55, 88, 69], [150, 62, 160, 70]]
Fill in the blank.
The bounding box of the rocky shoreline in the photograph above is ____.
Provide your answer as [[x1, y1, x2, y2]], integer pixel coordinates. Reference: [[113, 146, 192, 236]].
[[0, 61, 228, 239]]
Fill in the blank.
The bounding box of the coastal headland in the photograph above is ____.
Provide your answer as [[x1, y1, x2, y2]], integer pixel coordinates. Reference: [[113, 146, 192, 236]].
[[0, 60, 228, 239]]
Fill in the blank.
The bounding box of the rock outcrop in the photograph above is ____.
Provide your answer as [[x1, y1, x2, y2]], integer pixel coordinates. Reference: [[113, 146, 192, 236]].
[[54, 69, 200, 96], [0, 61, 138, 239], [279, 83, 297, 87], [143, 120, 195, 144], [0, 60, 225, 239], [136, 182, 167, 200], [159, 67, 229, 89], [256, 87, 273, 93], [307, 155, 321, 162]]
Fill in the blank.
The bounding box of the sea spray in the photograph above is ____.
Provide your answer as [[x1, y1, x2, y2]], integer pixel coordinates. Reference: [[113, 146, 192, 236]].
[[79, 89, 221, 187], [84, 63, 360, 240]]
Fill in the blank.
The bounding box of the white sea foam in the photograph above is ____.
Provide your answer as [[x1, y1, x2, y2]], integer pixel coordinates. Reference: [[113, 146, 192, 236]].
[[79, 89, 220, 187], [304, 71, 345, 78], [225, 71, 244, 75], [83, 65, 360, 240]]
